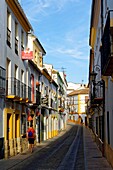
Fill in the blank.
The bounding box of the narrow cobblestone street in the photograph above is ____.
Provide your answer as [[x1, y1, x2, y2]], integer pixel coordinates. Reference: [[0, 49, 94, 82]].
[[0, 123, 112, 170]]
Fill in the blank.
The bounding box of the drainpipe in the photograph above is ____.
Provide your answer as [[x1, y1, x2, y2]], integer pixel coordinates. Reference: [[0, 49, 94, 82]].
[[102, 80, 105, 156], [101, 0, 105, 156]]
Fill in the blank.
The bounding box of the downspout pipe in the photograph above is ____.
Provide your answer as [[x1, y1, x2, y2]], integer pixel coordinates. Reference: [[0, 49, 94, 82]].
[[101, 0, 105, 156], [102, 80, 105, 156]]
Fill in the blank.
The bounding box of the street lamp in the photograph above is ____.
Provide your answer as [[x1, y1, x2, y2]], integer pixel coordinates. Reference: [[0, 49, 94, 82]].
[[90, 71, 97, 99], [90, 71, 97, 82]]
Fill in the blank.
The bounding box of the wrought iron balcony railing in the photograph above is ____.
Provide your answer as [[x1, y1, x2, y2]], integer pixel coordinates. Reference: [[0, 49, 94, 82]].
[[6, 77, 42, 104], [90, 80, 104, 105], [6, 77, 31, 102], [50, 98, 57, 110], [26, 86, 31, 102], [36, 91, 41, 105], [6, 77, 20, 98], [20, 82, 26, 99]]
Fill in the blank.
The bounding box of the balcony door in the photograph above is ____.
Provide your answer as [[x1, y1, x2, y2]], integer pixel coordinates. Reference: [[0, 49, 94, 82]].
[[15, 114, 19, 138], [6, 59, 11, 95], [7, 113, 12, 140], [31, 74, 34, 102]]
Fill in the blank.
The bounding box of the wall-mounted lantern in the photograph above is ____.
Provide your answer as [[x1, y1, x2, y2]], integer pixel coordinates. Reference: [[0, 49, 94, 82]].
[[90, 71, 97, 82]]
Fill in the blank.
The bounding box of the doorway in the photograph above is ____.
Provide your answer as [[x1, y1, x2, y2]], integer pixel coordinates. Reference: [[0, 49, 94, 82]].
[[15, 114, 19, 138], [7, 113, 11, 140]]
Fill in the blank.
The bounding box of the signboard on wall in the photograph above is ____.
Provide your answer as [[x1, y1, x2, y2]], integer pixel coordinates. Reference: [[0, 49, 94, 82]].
[[21, 48, 33, 60]]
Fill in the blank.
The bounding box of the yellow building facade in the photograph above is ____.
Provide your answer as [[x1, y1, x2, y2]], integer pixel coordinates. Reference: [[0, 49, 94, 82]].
[[67, 88, 89, 124]]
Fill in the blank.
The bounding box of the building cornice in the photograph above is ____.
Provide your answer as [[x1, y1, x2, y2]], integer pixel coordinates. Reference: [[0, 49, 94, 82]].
[[89, 0, 101, 48], [6, 0, 33, 32]]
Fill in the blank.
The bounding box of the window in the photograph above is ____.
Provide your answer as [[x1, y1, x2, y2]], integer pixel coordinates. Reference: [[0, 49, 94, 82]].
[[39, 52, 43, 67], [14, 65, 20, 96], [15, 21, 18, 55], [7, 10, 11, 47], [21, 30, 24, 51], [99, 116, 103, 140], [6, 59, 11, 95], [0, 66, 6, 90], [21, 70, 24, 83], [41, 82, 44, 95], [14, 65, 18, 79], [21, 70, 26, 98], [35, 49, 37, 63], [6, 58, 11, 78], [45, 86, 48, 96], [31, 74, 34, 102]]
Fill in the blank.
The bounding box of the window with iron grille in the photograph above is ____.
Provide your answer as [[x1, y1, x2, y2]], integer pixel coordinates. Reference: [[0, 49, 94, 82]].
[[7, 9, 11, 47], [0, 66, 6, 90], [21, 30, 24, 51], [15, 21, 18, 55]]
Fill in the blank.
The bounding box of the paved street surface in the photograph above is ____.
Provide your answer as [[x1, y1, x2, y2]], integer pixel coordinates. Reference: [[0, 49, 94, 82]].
[[0, 123, 112, 170]]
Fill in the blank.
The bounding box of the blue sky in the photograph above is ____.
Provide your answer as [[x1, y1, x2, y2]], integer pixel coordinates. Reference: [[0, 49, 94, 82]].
[[19, 0, 92, 84]]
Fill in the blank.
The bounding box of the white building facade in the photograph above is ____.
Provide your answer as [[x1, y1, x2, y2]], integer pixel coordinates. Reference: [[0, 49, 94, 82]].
[[89, 0, 113, 167]]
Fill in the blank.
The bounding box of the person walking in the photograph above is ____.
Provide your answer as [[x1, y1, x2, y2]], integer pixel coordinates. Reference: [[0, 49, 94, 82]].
[[27, 124, 36, 153]]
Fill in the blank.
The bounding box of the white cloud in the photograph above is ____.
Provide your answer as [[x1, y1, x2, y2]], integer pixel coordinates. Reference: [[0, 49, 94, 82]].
[[45, 44, 88, 60], [21, 0, 91, 83], [21, 0, 80, 18]]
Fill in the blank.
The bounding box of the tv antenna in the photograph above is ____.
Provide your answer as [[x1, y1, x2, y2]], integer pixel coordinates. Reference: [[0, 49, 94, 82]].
[[55, 67, 66, 72]]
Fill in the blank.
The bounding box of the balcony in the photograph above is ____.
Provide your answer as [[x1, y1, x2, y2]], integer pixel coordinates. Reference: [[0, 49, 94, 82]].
[[90, 80, 104, 106], [6, 77, 20, 100], [50, 98, 57, 110], [26, 86, 31, 103], [20, 82, 26, 103], [6, 77, 31, 102], [28, 91, 41, 108], [101, 10, 113, 76], [36, 91, 41, 105]]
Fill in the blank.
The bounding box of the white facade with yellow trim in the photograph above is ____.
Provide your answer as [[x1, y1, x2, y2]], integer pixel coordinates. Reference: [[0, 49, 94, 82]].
[[0, 0, 68, 159], [0, 0, 33, 158]]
